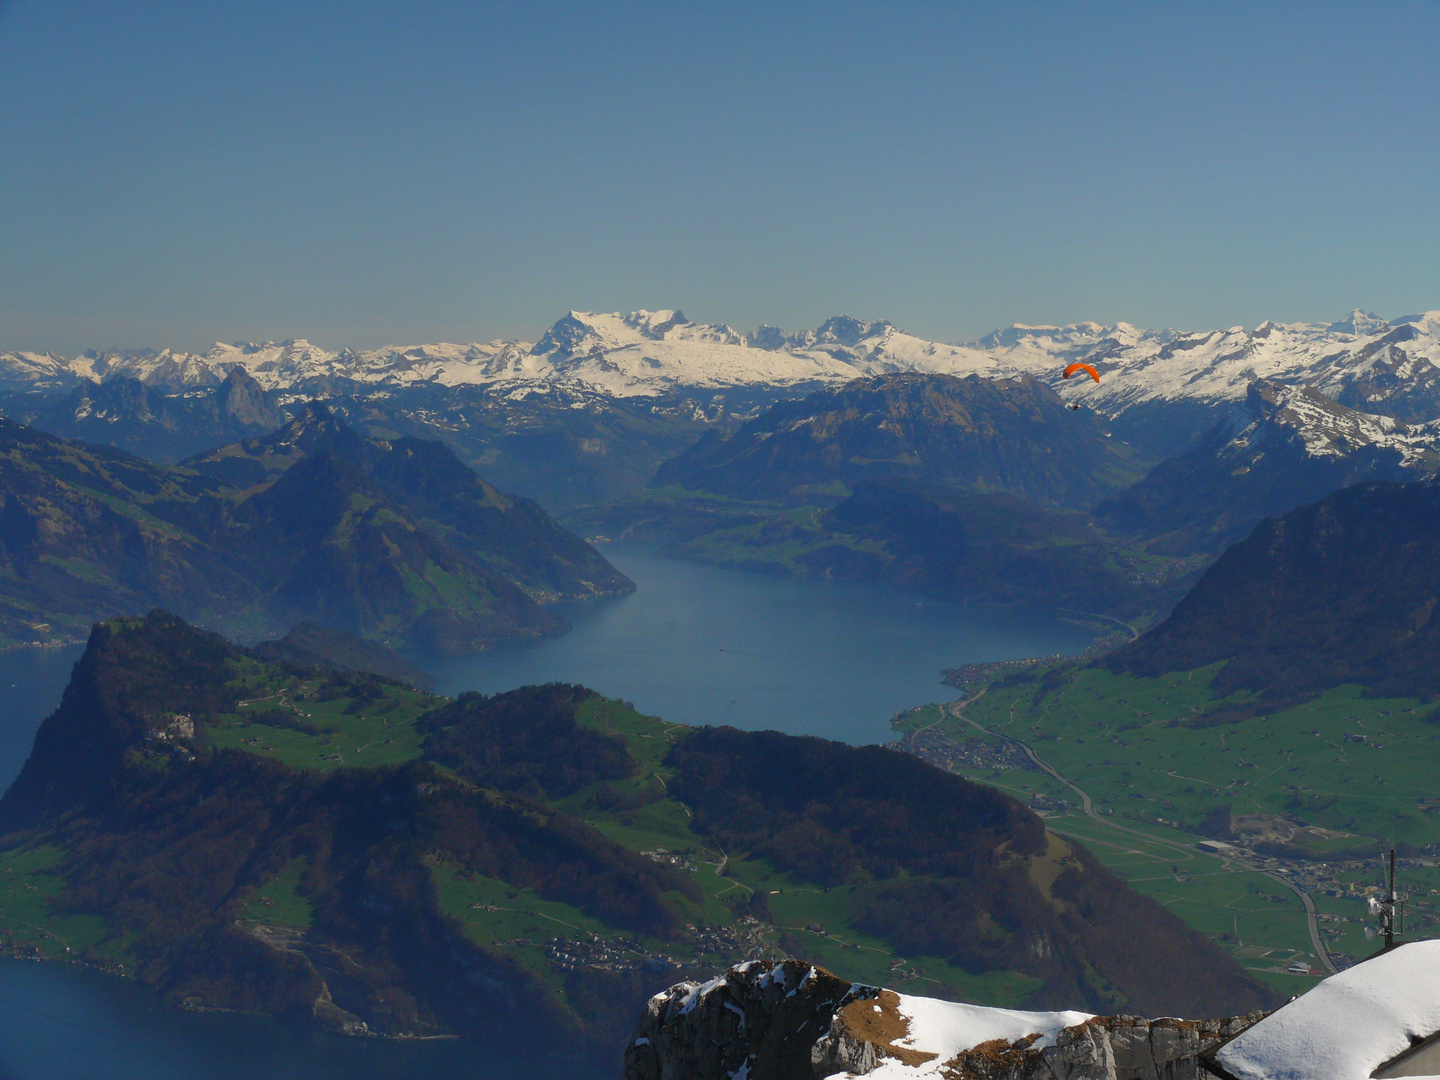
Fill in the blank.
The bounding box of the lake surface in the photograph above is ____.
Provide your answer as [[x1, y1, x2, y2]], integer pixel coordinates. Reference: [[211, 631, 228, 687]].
[[0, 549, 1090, 1078], [0, 957, 562, 1080], [420, 544, 1091, 745]]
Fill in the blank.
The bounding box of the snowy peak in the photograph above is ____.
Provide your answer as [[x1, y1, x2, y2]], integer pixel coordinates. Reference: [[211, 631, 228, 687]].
[[530, 312, 595, 358], [812, 314, 895, 347], [8, 307, 1440, 426], [620, 309, 701, 340], [1327, 308, 1390, 337], [972, 320, 1160, 352], [0, 350, 77, 392], [532, 310, 742, 359]]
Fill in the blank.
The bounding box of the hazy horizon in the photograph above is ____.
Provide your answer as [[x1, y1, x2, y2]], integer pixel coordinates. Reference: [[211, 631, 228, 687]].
[[3, 1, 1439, 354], [3, 299, 1429, 359]]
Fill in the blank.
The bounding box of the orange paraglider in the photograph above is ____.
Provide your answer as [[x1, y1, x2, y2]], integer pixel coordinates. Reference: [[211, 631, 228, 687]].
[[1062, 362, 1100, 383]]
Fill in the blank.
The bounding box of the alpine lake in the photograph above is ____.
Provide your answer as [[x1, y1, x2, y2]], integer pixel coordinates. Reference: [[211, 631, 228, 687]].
[[0, 544, 1090, 1080]]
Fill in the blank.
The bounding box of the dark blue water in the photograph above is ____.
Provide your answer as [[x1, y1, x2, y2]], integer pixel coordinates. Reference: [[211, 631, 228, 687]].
[[0, 549, 1089, 1077], [0, 958, 558, 1080], [421, 544, 1090, 744]]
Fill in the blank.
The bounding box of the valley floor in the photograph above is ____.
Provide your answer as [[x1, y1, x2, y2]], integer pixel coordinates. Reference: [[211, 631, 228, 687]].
[[892, 668, 1440, 996]]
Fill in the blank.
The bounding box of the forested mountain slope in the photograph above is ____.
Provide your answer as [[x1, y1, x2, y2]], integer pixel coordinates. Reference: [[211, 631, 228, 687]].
[[0, 407, 629, 648], [0, 613, 1274, 1069], [653, 372, 1144, 509], [1107, 477, 1440, 704]]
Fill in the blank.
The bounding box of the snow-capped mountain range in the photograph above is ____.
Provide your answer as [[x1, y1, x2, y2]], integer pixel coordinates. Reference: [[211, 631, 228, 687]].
[[7, 306, 1440, 421], [1231, 379, 1440, 467]]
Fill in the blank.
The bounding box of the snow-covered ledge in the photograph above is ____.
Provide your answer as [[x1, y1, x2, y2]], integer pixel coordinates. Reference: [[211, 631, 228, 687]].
[[1208, 940, 1440, 1080]]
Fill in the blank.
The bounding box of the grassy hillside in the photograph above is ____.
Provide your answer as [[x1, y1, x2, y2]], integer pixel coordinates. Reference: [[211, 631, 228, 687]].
[[0, 613, 1273, 1069], [881, 479, 1440, 994]]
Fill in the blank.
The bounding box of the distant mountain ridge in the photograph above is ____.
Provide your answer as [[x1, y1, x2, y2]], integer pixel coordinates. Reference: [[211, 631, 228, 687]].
[[1096, 379, 1440, 556], [652, 372, 1144, 510], [8, 308, 1440, 437], [0, 406, 630, 648], [0, 367, 286, 462], [189, 403, 629, 603], [579, 371, 1203, 622]]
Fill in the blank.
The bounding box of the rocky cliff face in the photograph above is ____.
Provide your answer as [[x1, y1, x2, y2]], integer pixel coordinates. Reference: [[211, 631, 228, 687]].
[[624, 960, 1263, 1080], [1, 369, 288, 462], [940, 1013, 1265, 1080], [625, 961, 866, 1080]]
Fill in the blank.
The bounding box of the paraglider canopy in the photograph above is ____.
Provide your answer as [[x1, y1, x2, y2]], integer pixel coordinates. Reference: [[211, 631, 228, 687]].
[[1062, 362, 1100, 383]]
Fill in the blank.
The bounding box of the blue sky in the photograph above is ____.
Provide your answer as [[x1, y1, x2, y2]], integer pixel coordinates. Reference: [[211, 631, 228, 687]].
[[2, 1, 1438, 353]]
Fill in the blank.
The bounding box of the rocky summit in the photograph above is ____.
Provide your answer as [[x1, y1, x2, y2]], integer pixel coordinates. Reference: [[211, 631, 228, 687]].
[[624, 959, 1264, 1080]]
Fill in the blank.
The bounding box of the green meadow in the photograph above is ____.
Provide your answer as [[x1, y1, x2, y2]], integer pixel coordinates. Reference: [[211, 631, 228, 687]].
[[894, 659, 1440, 992], [206, 660, 434, 771]]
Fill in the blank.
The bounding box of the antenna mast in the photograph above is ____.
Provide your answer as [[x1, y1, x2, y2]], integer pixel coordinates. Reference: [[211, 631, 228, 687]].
[[1385, 849, 1396, 948], [1367, 848, 1406, 948], [1375, 848, 1405, 948]]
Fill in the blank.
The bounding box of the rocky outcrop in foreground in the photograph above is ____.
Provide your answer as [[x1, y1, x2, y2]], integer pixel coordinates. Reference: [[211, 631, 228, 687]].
[[623, 960, 1264, 1080]]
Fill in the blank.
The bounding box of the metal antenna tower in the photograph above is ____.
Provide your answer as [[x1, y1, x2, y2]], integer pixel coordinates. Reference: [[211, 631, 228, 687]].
[[1368, 848, 1405, 948]]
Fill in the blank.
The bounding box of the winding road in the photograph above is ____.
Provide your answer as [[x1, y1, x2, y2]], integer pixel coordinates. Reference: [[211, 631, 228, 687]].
[[948, 700, 1337, 975]]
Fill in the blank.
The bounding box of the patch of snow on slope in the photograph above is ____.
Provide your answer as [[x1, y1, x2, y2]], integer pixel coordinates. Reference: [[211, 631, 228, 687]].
[[0, 350, 79, 391], [1214, 940, 1440, 1080], [864, 995, 1092, 1077], [1238, 382, 1440, 468]]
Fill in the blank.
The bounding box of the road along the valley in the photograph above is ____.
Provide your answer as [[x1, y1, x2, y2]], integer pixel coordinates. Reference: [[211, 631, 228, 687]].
[[949, 702, 1337, 975]]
